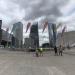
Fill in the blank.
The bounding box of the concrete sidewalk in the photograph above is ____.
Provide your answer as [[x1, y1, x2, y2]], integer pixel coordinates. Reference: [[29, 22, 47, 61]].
[[64, 48, 75, 55], [0, 49, 75, 75]]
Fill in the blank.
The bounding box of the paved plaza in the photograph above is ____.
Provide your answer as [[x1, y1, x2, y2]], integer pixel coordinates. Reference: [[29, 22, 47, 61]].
[[0, 48, 75, 75]]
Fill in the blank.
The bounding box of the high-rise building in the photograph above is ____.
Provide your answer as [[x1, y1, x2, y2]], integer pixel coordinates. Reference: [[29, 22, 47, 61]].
[[48, 23, 53, 47], [48, 23, 57, 47], [0, 20, 2, 44], [52, 24, 57, 47], [29, 22, 39, 48], [12, 22, 23, 48]]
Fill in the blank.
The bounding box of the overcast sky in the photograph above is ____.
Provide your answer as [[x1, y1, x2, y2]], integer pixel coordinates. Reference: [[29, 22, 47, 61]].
[[0, 0, 75, 45]]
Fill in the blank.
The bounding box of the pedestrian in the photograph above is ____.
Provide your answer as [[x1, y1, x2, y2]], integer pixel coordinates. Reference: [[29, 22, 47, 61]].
[[39, 47, 43, 56], [54, 46, 58, 56], [59, 45, 63, 56], [35, 49, 39, 57]]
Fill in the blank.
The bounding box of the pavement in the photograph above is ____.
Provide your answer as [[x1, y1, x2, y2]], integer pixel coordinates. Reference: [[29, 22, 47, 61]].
[[64, 47, 75, 55], [0, 48, 75, 75]]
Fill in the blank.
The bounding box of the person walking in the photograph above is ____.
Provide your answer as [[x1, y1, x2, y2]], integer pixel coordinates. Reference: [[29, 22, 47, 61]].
[[39, 47, 43, 56], [54, 46, 58, 56], [59, 45, 63, 56], [35, 48, 39, 57]]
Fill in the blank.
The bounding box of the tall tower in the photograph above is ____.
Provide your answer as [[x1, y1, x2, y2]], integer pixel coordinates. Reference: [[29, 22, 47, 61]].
[[29, 22, 39, 48], [12, 22, 23, 48]]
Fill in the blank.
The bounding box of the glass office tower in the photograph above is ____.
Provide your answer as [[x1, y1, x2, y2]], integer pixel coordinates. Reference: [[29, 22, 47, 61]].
[[29, 22, 39, 49]]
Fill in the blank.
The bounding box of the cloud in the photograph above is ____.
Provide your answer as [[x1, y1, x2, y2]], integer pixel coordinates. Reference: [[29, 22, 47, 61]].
[[0, 0, 69, 29], [24, 0, 68, 21], [57, 0, 75, 31], [0, 0, 25, 30], [10, 0, 68, 21], [60, 0, 75, 16], [0, 0, 73, 45]]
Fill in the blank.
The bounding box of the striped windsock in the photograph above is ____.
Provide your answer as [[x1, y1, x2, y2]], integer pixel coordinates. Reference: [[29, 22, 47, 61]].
[[26, 22, 31, 32], [61, 26, 66, 37], [42, 21, 48, 32]]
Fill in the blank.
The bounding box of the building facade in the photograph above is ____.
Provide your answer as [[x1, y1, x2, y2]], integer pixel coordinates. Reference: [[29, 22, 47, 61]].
[[56, 31, 75, 47], [29, 22, 39, 48], [12, 22, 23, 48], [24, 38, 34, 49], [0, 29, 12, 47], [48, 23, 57, 47]]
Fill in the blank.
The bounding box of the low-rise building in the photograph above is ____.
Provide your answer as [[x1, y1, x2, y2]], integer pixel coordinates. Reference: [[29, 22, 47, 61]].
[[56, 31, 75, 47]]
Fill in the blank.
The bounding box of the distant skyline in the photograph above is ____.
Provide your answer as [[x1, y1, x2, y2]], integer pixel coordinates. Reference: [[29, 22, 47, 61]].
[[0, 0, 75, 45]]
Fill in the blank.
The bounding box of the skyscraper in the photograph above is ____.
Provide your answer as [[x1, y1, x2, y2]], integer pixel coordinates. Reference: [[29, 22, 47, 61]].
[[48, 23, 53, 47], [29, 22, 39, 48], [0, 20, 2, 44], [12, 22, 23, 48], [52, 24, 57, 47], [48, 23, 57, 47]]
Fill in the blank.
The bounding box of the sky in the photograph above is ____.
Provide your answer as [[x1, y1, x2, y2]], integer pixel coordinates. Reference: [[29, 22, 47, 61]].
[[0, 0, 75, 45]]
